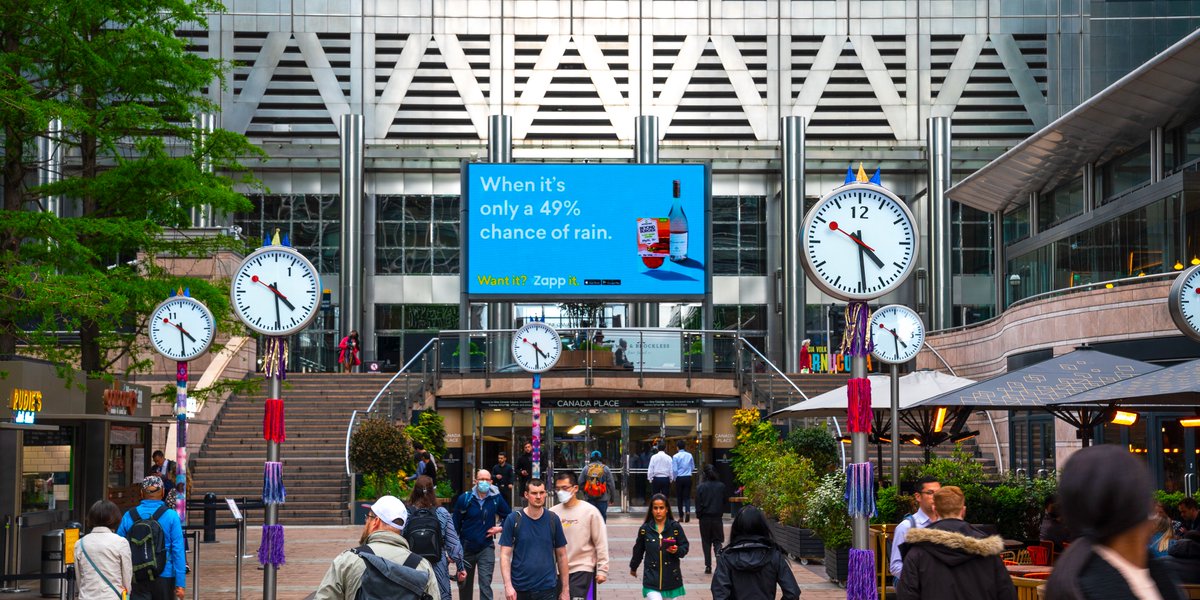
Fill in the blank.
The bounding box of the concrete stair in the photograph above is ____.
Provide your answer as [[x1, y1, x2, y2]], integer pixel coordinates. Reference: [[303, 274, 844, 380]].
[[190, 373, 391, 525]]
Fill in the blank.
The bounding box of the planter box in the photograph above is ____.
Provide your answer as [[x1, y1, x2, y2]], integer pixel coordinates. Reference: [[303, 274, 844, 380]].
[[768, 521, 824, 563], [824, 546, 851, 583]]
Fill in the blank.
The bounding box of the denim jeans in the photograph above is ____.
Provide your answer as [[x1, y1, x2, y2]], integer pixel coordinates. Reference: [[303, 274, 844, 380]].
[[459, 545, 496, 600]]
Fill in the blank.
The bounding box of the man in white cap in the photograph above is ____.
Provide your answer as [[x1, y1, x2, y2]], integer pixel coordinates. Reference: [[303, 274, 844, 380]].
[[314, 495, 441, 600]]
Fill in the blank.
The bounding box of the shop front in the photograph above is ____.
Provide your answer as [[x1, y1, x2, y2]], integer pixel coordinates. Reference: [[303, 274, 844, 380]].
[[0, 359, 152, 574], [440, 396, 740, 513]]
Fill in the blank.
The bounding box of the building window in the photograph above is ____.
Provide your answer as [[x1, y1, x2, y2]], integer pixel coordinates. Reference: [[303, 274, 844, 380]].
[[375, 304, 460, 367], [1167, 119, 1200, 173], [1098, 142, 1151, 203], [235, 194, 341, 274], [377, 195, 461, 275], [1036, 177, 1084, 231], [1003, 203, 1030, 244], [712, 195, 767, 275], [951, 203, 994, 324]]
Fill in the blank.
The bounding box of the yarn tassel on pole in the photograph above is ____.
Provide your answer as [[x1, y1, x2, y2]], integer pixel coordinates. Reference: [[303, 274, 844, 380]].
[[847, 378, 873, 433], [845, 462, 876, 518], [263, 337, 288, 380], [264, 398, 286, 443], [847, 548, 879, 600], [263, 461, 286, 504], [258, 524, 286, 567]]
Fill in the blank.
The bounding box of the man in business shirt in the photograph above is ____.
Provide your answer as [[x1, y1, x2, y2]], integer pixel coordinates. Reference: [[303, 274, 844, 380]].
[[889, 476, 941, 581], [646, 443, 673, 500], [671, 440, 696, 522]]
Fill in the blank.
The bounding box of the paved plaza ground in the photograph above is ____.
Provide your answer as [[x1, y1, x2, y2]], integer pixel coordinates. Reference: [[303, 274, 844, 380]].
[[7, 514, 848, 599]]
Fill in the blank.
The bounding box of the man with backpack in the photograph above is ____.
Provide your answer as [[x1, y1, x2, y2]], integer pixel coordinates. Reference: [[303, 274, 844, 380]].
[[315, 495, 441, 600], [578, 451, 614, 522], [116, 476, 186, 600], [453, 469, 512, 600], [499, 479, 569, 600]]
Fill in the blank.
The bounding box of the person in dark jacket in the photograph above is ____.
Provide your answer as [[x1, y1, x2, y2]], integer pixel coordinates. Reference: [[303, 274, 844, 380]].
[[896, 485, 1015, 600], [695, 464, 728, 574], [1167, 530, 1200, 585], [630, 494, 689, 599], [1045, 445, 1186, 600], [452, 469, 512, 600], [492, 452, 515, 506], [711, 505, 800, 600]]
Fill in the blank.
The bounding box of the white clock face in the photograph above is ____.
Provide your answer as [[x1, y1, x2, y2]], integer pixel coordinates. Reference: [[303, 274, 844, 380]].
[[148, 297, 216, 362], [870, 304, 926, 364], [511, 322, 563, 373], [231, 247, 321, 336], [1168, 264, 1200, 341], [801, 183, 919, 301]]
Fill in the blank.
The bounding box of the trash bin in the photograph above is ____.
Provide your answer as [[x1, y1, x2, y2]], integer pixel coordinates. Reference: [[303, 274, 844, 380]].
[[41, 529, 64, 597]]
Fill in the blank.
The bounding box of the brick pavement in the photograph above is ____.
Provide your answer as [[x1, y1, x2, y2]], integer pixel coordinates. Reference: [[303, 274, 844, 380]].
[[8, 515, 848, 599]]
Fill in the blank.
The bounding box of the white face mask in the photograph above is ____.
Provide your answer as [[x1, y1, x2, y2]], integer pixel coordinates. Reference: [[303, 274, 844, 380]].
[[556, 490, 574, 503]]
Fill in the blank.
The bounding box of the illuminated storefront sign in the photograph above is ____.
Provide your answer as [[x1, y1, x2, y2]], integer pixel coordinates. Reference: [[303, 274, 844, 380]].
[[103, 389, 138, 415], [10, 388, 43, 424]]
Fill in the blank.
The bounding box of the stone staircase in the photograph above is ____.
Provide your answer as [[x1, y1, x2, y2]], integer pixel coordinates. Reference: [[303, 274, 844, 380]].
[[190, 373, 390, 525]]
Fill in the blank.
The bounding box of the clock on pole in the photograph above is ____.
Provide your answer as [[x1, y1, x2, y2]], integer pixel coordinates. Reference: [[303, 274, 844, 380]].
[[148, 290, 215, 525], [870, 304, 926, 365], [1169, 263, 1200, 341], [511, 320, 562, 480], [800, 180, 919, 302], [229, 232, 321, 600]]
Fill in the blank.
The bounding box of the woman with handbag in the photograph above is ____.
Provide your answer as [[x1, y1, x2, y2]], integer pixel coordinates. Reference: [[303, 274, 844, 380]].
[[75, 499, 132, 599]]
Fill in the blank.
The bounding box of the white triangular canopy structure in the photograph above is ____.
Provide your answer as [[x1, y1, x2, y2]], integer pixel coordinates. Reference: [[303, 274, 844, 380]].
[[771, 370, 976, 418]]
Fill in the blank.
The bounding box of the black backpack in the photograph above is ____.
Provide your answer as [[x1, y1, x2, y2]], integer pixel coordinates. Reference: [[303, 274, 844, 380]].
[[126, 506, 169, 582], [402, 507, 445, 564], [351, 545, 433, 600]]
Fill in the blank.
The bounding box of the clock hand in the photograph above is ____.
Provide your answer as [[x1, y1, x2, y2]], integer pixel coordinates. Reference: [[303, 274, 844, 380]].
[[163, 319, 197, 342], [830, 222, 885, 268], [877, 323, 909, 347], [180, 328, 187, 356], [250, 276, 297, 310], [273, 291, 281, 328], [857, 232, 867, 292]]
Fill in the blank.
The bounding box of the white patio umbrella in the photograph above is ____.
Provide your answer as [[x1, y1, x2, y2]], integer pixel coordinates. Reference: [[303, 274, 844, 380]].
[[770, 370, 977, 418]]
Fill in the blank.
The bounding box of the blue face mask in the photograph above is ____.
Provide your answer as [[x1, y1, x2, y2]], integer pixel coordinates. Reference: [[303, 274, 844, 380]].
[[476, 481, 491, 494]]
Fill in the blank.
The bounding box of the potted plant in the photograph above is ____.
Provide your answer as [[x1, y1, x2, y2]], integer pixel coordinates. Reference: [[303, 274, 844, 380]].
[[806, 471, 853, 582], [349, 416, 414, 523]]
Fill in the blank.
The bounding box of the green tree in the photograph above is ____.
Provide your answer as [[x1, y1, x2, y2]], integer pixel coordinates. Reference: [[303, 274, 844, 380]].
[[785, 425, 840, 474], [350, 417, 414, 497], [0, 0, 263, 382], [405, 411, 448, 479]]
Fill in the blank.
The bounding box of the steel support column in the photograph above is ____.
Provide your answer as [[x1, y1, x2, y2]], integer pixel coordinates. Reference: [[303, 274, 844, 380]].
[[38, 119, 63, 217], [634, 115, 660, 328], [339, 114, 364, 342], [781, 117, 807, 373], [191, 113, 216, 227], [488, 115, 514, 364], [927, 117, 953, 330]]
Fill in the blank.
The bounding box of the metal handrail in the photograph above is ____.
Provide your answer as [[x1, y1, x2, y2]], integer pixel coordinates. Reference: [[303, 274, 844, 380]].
[[736, 337, 809, 401], [344, 337, 439, 475]]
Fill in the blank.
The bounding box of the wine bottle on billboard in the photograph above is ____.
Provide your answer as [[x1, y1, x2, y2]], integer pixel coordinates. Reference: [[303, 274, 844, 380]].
[[668, 179, 688, 262]]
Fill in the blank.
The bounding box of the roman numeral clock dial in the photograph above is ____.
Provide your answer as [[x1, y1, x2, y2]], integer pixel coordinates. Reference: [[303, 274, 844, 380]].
[[148, 296, 216, 362], [801, 183, 919, 301], [1168, 264, 1200, 341], [231, 246, 322, 337]]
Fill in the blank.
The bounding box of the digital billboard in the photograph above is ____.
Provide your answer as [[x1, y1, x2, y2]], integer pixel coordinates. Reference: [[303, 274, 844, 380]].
[[463, 163, 710, 299]]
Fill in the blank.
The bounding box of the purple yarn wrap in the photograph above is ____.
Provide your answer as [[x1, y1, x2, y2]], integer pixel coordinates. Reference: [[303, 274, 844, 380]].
[[263, 461, 286, 504], [840, 301, 874, 358], [847, 548, 879, 600], [258, 524, 286, 566]]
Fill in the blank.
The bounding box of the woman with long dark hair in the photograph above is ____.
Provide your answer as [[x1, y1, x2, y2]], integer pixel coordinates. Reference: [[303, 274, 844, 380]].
[[1045, 445, 1186, 600], [630, 493, 689, 599], [711, 505, 800, 600], [407, 475, 464, 600]]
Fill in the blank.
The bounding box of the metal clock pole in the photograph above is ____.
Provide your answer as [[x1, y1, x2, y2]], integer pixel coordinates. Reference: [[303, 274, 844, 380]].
[[176, 360, 189, 524], [264, 357, 281, 600], [531, 374, 542, 480], [851, 352, 868, 550], [890, 363, 900, 488]]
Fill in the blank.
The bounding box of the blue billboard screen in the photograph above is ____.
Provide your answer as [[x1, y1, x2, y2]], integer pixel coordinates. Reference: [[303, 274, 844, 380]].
[[464, 163, 709, 299]]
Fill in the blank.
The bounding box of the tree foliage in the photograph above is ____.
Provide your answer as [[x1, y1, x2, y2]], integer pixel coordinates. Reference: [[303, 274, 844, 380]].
[[350, 417, 413, 482], [0, 0, 264, 382], [405, 411, 448, 480], [785, 425, 840, 475]]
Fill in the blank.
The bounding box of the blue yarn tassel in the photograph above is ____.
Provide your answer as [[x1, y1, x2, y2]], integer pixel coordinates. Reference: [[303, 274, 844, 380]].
[[845, 462, 876, 518], [263, 461, 286, 504], [847, 548, 878, 600]]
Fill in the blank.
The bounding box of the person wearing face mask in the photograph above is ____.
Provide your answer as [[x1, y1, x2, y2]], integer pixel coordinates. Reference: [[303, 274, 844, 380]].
[[453, 469, 513, 600], [549, 472, 610, 600]]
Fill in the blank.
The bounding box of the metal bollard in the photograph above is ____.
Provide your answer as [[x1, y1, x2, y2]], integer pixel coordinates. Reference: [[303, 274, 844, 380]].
[[0, 514, 30, 593], [189, 531, 200, 600], [203, 493, 218, 543]]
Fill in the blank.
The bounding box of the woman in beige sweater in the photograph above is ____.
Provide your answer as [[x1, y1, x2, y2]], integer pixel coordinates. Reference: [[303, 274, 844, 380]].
[[75, 500, 132, 599]]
